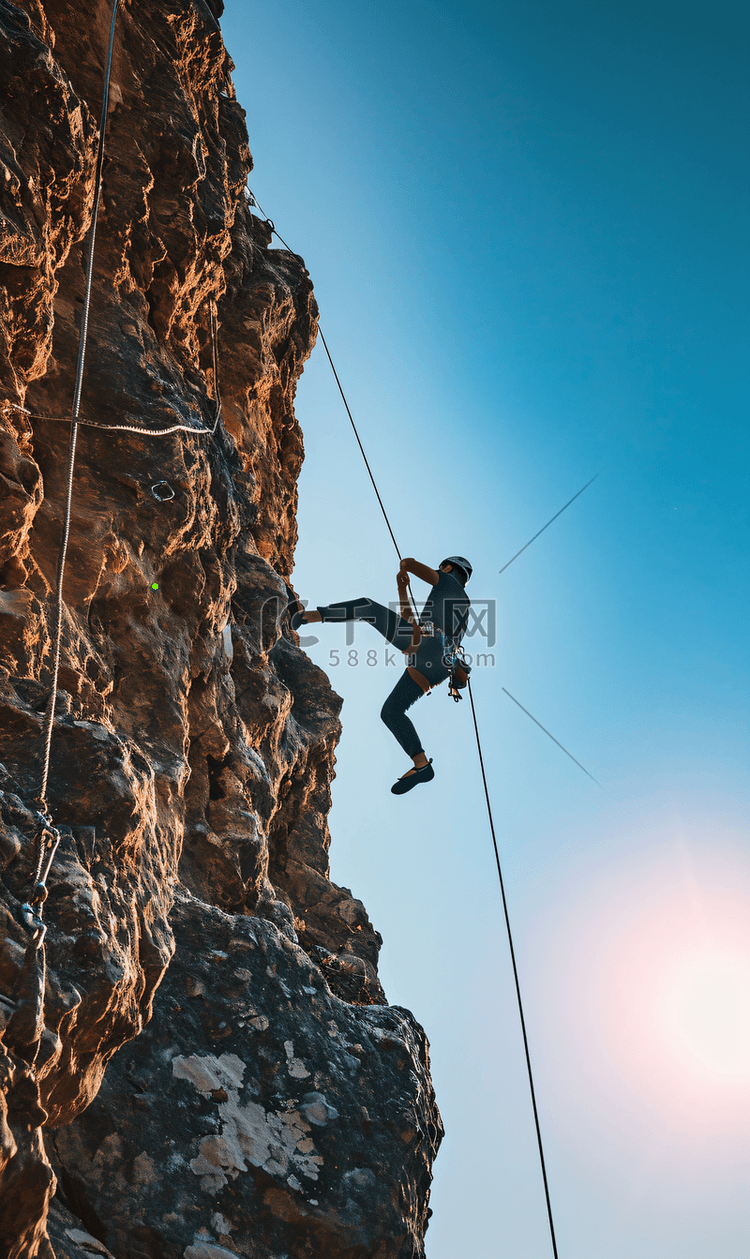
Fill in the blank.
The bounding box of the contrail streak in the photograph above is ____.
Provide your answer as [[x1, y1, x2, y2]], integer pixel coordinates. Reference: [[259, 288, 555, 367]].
[[499, 470, 605, 575], [502, 688, 601, 786]]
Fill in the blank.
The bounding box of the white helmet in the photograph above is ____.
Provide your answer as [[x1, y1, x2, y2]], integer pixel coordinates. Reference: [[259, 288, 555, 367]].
[[441, 556, 473, 583]]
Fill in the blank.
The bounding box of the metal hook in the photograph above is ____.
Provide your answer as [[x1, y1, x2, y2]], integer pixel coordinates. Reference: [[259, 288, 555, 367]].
[[20, 902, 47, 944], [37, 827, 61, 889]]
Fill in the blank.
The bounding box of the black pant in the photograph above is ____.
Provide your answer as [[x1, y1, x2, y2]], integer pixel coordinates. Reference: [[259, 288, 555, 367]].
[[317, 597, 415, 652], [317, 596, 428, 758], [380, 670, 426, 758]]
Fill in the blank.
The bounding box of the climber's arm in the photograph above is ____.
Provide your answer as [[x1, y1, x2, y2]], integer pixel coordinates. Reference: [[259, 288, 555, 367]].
[[396, 568, 422, 652], [399, 557, 441, 586]]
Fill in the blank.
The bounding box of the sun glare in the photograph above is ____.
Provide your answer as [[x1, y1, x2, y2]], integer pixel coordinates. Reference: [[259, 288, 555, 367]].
[[666, 952, 750, 1077], [537, 832, 750, 1125], [533, 828, 750, 1207]]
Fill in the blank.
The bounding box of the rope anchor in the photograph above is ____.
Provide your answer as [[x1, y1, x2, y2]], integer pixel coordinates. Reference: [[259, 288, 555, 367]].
[[151, 480, 175, 502]]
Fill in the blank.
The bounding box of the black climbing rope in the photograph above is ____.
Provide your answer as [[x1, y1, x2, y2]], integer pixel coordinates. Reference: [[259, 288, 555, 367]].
[[247, 193, 403, 559], [315, 326, 403, 562], [246, 189, 422, 624], [468, 677, 560, 1259]]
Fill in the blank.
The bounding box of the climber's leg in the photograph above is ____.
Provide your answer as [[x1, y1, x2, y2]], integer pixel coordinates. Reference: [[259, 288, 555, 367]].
[[316, 597, 415, 652], [380, 671, 427, 758], [381, 672, 438, 794]]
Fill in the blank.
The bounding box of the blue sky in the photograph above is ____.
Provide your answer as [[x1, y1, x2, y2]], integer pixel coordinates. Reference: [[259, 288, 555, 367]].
[[222, 2, 749, 1255]]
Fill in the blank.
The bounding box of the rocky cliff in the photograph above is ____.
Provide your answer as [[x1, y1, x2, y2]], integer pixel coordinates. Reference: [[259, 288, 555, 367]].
[[0, 1, 442, 1255]]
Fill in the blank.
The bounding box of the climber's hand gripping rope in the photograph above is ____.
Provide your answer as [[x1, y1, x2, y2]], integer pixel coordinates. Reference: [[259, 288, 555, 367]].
[[396, 564, 421, 651]]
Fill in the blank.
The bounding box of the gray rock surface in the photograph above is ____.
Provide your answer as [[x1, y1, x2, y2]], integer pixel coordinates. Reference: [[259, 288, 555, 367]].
[[49, 893, 441, 1258]]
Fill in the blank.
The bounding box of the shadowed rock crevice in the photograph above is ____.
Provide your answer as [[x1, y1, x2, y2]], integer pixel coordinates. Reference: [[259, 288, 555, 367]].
[[0, 0, 442, 1254]]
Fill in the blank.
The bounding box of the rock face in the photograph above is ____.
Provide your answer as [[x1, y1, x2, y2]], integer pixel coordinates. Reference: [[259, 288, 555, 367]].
[[0, 1, 442, 1256]]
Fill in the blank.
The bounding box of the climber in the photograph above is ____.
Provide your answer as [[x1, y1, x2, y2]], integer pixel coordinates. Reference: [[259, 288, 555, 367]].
[[292, 557, 472, 794]]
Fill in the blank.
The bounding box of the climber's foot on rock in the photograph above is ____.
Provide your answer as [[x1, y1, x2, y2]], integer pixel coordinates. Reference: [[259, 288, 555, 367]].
[[286, 585, 322, 632], [285, 584, 306, 631]]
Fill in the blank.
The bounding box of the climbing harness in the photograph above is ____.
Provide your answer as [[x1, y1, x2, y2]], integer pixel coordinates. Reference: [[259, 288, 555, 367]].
[[416, 621, 472, 702], [446, 644, 471, 702]]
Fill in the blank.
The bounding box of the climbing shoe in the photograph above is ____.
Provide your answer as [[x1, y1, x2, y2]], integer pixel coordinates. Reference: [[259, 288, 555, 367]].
[[391, 760, 434, 795], [285, 583, 307, 632]]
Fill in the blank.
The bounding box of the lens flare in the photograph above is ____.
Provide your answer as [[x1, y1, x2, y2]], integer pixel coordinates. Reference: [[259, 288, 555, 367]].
[[529, 824, 750, 1237], [534, 828, 750, 1138], [666, 952, 750, 1076]]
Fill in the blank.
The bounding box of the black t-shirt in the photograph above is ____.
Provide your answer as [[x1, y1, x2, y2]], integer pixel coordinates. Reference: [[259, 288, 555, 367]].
[[419, 570, 470, 646]]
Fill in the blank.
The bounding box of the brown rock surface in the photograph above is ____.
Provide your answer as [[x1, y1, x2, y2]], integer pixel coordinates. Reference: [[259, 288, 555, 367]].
[[0, 0, 442, 1255]]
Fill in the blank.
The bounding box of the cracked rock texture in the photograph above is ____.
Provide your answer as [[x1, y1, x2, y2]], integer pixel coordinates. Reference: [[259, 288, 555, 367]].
[[0, 0, 443, 1255]]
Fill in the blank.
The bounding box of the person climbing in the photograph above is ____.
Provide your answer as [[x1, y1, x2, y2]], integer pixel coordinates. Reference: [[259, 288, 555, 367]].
[[291, 556, 472, 794]]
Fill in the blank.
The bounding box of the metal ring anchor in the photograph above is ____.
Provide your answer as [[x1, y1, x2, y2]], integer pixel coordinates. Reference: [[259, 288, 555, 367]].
[[151, 481, 175, 502]]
